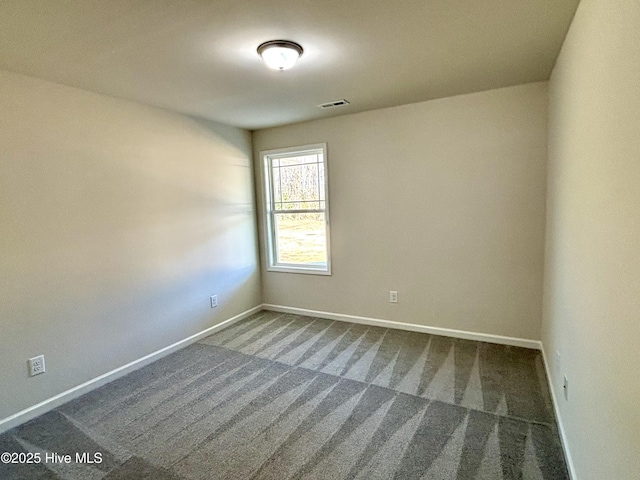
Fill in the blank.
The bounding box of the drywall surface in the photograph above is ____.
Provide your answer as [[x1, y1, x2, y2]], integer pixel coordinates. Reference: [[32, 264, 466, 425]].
[[254, 82, 548, 340], [0, 70, 261, 420], [543, 0, 640, 478]]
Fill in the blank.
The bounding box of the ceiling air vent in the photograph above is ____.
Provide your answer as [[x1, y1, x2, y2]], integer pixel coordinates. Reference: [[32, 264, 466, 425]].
[[317, 99, 350, 109]]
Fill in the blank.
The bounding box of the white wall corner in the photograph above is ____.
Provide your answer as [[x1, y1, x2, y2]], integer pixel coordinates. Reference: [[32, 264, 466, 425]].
[[540, 343, 577, 480]]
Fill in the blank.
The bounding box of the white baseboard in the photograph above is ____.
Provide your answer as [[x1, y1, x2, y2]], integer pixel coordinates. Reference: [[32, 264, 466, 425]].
[[540, 344, 577, 480], [0, 305, 262, 434], [0, 303, 544, 435], [263, 304, 542, 350]]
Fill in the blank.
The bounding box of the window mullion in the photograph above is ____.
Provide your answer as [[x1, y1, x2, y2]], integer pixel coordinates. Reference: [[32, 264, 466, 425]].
[[273, 209, 325, 215]]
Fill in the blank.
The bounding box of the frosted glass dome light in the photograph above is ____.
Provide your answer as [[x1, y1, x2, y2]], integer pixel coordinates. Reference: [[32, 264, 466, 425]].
[[257, 40, 303, 70]]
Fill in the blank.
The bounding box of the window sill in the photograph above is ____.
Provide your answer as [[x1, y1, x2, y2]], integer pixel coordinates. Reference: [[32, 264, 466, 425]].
[[267, 265, 332, 276]]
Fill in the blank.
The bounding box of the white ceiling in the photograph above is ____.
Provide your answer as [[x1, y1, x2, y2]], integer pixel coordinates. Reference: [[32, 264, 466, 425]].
[[0, 0, 580, 130]]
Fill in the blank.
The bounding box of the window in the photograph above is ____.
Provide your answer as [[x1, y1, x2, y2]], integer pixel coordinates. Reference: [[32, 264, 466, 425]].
[[261, 143, 331, 274]]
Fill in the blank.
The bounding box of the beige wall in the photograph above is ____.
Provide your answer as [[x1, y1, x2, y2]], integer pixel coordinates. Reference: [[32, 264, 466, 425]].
[[543, 0, 640, 478], [254, 82, 548, 340], [0, 70, 261, 421]]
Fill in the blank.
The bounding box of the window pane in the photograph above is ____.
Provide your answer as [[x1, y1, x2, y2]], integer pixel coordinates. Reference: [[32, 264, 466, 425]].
[[274, 212, 327, 266], [276, 162, 321, 203]]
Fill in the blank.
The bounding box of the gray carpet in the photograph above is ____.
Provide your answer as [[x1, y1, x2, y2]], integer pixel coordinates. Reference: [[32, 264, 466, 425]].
[[0, 310, 568, 479]]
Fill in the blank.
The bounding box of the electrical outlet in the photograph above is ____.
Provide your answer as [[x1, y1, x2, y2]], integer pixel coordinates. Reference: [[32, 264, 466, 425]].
[[210, 295, 218, 308], [563, 375, 569, 401], [389, 291, 398, 303], [28, 355, 45, 377]]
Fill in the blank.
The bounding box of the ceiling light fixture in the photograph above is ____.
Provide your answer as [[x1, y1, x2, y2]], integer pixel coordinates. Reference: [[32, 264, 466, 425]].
[[257, 40, 303, 71]]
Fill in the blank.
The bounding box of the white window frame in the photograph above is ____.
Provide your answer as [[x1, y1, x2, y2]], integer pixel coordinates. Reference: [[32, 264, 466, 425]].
[[261, 143, 331, 275]]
